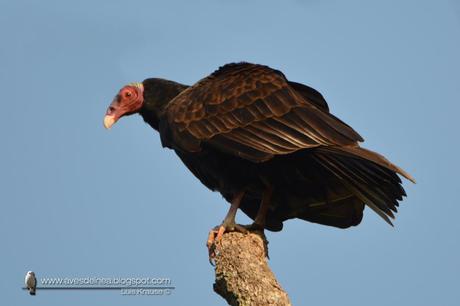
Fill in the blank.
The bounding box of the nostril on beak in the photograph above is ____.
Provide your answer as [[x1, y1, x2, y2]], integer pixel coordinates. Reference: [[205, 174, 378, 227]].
[[106, 106, 116, 115]]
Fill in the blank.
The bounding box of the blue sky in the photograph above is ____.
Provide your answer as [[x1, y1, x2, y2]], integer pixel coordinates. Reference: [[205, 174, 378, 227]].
[[1, 0, 459, 305]]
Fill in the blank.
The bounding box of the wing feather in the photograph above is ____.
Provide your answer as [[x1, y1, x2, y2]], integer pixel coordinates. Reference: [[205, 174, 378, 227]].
[[158, 62, 413, 226], [164, 62, 363, 162]]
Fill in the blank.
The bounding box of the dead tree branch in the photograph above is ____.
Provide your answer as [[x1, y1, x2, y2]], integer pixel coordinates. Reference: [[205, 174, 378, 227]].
[[211, 231, 291, 306]]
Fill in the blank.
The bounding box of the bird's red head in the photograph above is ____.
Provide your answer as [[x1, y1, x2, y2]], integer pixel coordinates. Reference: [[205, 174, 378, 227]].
[[103, 83, 144, 129]]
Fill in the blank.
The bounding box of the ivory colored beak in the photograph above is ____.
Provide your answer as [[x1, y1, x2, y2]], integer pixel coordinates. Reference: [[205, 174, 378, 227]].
[[103, 115, 116, 129]]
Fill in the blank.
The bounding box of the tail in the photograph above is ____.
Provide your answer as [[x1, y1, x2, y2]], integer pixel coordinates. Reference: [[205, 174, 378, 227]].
[[29, 288, 36, 295], [336, 146, 415, 183], [313, 145, 415, 225]]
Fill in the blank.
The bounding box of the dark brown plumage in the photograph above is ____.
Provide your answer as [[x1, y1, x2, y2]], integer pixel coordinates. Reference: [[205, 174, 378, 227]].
[[104, 62, 414, 233]]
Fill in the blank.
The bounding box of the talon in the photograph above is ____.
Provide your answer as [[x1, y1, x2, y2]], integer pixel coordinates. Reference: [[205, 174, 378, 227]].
[[206, 222, 250, 264], [215, 225, 226, 242], [206, 226, 223, 261], [206, 227, 218, 250]]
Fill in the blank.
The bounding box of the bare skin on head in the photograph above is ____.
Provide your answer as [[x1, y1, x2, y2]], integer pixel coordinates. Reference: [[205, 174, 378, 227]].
[[104, 84, 144, 129]]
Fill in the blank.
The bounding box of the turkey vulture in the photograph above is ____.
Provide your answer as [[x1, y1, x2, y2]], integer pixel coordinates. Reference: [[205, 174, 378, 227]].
[[104, 62, 414, 246]]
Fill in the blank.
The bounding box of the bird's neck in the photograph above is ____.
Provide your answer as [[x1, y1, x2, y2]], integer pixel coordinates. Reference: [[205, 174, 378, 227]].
[[139, 107, 162, 131], [139, 79, 189, 131]]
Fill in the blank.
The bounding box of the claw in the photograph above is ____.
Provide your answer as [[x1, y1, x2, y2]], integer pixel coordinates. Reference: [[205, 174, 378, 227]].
[[216, 225, 226, 242], [206, 226, 221, 263], [206, 226, 224, 250], [206, 223, 249, 264]]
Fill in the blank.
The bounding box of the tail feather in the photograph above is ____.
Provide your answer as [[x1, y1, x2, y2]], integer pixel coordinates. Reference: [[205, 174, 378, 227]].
[[334, 146, 416, 183], [233, 145, 413, 229], [314, 146, 413, 225], [337, 156, 402, 211], [314, 153, 395, 225]]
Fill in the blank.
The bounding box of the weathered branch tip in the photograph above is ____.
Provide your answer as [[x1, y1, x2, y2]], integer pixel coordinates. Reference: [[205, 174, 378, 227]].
[[211, 230, 291, 306]]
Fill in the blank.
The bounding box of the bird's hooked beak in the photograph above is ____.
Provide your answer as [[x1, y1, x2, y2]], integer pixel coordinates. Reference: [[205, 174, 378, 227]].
[[103, 101, 118, 129], [103, 99, 121, 129], [104, 83, 144, 129], [103, 117, 115, 129]]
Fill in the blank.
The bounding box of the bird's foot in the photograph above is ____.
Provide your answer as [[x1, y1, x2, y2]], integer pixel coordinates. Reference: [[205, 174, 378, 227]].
[[206, 222, 248, 263]]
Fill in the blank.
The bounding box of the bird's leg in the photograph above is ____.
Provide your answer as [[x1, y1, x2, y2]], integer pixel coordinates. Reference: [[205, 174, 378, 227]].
[[250, 186, 273, 230], [207, 190, 247, 255]]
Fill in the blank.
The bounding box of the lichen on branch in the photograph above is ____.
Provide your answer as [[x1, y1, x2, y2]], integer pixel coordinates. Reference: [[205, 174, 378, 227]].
[[211, 231, 291, 306]]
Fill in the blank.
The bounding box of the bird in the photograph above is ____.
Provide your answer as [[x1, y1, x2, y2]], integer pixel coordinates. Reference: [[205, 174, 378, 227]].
[[103, 62, 414, 250], [25, 271, 37, 295]]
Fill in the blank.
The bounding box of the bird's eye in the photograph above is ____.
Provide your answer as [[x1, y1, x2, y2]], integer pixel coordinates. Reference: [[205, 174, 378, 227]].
[[126, 91, 132, 97]]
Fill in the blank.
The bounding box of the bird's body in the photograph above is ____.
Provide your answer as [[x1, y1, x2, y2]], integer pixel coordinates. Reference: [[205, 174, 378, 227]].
[[25, 271, 36, 295], [104, 62, 414, 234]]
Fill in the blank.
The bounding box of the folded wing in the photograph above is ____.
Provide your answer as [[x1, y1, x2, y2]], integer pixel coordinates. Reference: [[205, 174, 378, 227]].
[[165, 62, 363, 162]]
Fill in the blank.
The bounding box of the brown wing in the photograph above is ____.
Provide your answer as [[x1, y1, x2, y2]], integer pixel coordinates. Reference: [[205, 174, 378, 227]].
[[165, 62, 364, 162], [287, 81, 329, 112]]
